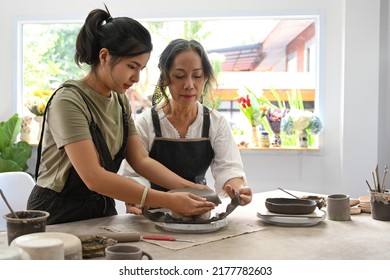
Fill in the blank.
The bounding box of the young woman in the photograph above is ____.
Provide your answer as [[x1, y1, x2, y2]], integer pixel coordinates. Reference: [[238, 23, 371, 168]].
[[119, 39, 252, 214], [27, 8, 215, 224]]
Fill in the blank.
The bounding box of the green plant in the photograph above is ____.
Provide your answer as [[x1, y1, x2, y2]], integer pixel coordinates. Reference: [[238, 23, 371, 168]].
[[242, 87, 321, 147], [0, 114, 33, 172]]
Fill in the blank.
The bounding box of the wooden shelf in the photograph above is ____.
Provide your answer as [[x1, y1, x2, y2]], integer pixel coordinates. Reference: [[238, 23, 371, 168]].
[[238, 146, 320, 151]]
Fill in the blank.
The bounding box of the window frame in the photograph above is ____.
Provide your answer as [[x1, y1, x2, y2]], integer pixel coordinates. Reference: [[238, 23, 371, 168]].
[[16, 12, 324, 152]]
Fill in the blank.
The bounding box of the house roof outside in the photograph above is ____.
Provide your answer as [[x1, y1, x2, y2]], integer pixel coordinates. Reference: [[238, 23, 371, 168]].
[[207, 19, 315, 72]]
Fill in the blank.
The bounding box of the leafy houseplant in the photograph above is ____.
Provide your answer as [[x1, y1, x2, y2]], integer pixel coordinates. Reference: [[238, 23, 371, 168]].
[[236, 92, 268, 147], [0, 114, 33, 172], [241, 87, 322, 147]]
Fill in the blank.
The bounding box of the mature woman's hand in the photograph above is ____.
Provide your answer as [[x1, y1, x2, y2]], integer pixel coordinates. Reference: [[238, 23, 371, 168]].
[[224, 184, 253, 206]]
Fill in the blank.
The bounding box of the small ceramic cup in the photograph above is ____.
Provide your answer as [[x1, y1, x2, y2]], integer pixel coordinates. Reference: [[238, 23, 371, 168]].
[[105, 245, 152, 260], [326, 194, 351, 221]]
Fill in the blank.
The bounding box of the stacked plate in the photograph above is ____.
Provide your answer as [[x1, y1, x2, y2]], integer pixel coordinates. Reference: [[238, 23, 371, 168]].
[[257, 198, 325, 227], [156, 218, 228, 233], [10, 232, 82, 260], [358, 195, 371, 213], [257, 208, 326, 226]]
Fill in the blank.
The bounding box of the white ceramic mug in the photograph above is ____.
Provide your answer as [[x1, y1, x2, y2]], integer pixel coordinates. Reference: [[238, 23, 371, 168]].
[[105, 245, 152, 260], [326, 194, 351, 221]]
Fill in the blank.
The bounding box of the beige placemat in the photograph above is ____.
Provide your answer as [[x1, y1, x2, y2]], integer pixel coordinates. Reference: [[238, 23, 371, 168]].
[[101, 202, 266, 251]]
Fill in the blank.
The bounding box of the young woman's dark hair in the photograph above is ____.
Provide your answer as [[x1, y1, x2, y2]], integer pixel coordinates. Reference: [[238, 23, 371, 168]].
[[75, 8, 153, 69], [153, 39, 216, 107]]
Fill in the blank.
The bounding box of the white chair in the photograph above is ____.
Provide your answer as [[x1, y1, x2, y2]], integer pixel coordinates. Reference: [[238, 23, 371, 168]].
[[114, 199, 127, 215], [0, 172, 35, 231]]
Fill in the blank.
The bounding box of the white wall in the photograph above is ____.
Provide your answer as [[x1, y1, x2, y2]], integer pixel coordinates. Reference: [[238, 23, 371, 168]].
[[378, 0, 390, 183], [1, 0, 388, 199]]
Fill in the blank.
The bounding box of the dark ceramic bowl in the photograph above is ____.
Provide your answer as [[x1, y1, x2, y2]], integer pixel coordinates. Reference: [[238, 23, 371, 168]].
[[265, 198, 317, 215], [300, 195, 326, 209]]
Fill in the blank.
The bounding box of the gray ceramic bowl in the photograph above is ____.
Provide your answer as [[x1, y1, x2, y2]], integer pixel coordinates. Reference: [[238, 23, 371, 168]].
[[169, 188, 221, 205], [265, 198, 317, 215], [168, 188, 221, 221]]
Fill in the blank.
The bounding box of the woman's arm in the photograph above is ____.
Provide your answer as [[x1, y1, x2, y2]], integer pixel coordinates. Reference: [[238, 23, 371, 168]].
[[210, 112, 248, 190], [64, 139, 214, 216], [208, 112, 252, 205]]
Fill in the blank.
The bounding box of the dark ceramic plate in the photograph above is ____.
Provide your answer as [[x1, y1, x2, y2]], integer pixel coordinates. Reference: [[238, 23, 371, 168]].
[[265, 198, 317, 215]]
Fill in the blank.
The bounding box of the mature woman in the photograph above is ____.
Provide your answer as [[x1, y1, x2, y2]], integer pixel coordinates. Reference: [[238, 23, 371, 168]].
[[119, 39, 252, 214]]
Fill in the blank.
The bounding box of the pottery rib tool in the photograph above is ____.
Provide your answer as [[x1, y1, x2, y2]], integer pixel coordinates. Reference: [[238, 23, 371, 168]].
[[381, 165, 388, 192], [372, 171, 378, 192], [375, 164, 381, 192], [0, 188, 20, 218], [365, 180, 373, 191]]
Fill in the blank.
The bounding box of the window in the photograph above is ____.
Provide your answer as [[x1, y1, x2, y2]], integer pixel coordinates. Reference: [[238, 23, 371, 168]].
[[22, 23, 83, 116], [21, 15, 320, 148]]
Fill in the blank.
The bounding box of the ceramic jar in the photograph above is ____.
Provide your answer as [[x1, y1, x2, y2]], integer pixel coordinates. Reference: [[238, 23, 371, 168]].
[[369, 191, 390, 221], [259, 131, 270, 148], [272, 133, 282, 147], [298, 130, 308, 148], [4, 210, 50, 245], [250, 126, 259, 147]]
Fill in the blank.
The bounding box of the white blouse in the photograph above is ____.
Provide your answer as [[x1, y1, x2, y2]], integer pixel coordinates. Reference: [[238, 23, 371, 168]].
[[118, 102, 246, 193]]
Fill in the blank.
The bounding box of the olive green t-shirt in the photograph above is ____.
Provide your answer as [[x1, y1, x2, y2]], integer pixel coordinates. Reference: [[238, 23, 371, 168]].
[[36, 80, 137, 192]]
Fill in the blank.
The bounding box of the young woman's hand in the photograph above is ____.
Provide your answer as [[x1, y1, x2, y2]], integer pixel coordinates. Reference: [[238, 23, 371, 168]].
[[169, 192, 215, 217], [125, 203, 143, 215]]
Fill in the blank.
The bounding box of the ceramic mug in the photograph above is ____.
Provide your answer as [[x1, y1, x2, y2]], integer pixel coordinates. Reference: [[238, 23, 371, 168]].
[[3, 210, 50, 245], [326, 194, 351, 221], [105, 245, 153, 260]]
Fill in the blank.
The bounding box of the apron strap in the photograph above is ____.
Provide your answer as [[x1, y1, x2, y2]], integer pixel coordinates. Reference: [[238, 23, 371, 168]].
[[35, 87, 62, 179], [151, 106, 162, 137], [201, 106, 210, 138], [35, 84, 128, 178]]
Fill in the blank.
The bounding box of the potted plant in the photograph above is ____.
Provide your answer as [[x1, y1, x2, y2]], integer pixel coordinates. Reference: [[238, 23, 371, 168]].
[[281, 109, 322, 148], [0, 114, 33, 172]]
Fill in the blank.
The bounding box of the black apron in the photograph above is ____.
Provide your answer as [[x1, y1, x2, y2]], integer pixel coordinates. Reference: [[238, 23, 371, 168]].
[[27, 84, 128, 224], [149, 105, 214, 192]]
